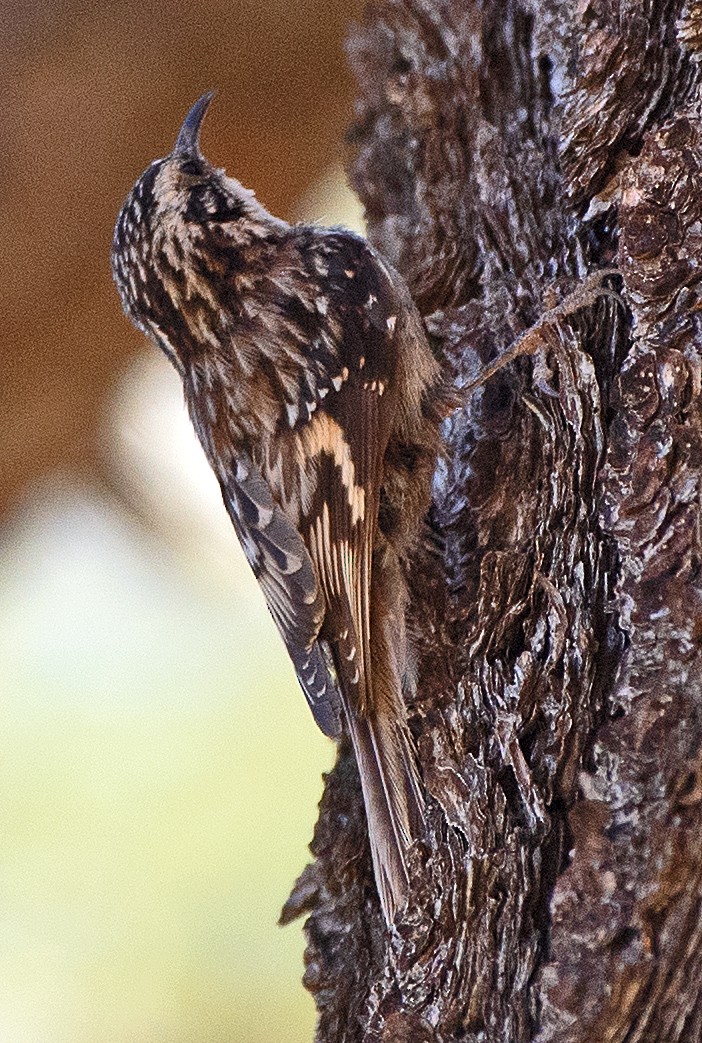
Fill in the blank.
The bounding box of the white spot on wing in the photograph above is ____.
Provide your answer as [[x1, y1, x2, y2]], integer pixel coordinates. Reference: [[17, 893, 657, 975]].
[[256, 505, 274, 527]]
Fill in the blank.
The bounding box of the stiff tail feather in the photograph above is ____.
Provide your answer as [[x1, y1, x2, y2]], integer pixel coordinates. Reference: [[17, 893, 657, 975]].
[[345, 707, 425, 925]]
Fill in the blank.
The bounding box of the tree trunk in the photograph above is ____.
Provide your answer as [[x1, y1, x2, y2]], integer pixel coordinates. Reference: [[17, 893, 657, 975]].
[[283, 1, 702, 1039]]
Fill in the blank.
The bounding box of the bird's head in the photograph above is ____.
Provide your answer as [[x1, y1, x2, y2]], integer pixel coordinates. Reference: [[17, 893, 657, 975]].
[[111, 92, 281, 367]]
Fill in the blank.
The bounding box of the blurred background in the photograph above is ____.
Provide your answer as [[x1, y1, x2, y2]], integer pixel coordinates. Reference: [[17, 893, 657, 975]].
[[3, 2, 366, 1040]]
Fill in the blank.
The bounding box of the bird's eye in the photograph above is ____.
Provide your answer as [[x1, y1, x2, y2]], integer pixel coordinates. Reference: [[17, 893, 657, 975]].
[[185, 184, 245, 224], [181, 159, 201, 177]]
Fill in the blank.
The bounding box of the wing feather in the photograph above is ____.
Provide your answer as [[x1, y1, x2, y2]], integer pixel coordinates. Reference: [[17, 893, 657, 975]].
[[220, 455, 342, 738], [218, 232, 401, 737]]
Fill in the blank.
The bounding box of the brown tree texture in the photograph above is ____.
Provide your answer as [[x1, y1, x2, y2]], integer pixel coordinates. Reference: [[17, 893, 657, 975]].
[[282, 1, 702, 1040]]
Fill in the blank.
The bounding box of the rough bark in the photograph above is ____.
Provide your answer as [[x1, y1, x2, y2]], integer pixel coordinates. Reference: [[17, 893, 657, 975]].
[[283, 2, 702, 1040]]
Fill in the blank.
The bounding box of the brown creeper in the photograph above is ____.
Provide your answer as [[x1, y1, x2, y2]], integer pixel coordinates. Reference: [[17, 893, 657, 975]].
[[111, 93, 442, 925]]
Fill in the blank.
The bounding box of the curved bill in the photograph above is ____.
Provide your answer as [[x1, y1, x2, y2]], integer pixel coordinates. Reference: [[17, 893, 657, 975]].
[[173, 90, 215, 157]]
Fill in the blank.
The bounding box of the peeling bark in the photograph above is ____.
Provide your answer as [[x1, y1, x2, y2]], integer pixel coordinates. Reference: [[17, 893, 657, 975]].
[[284, 2, 702, 1039]]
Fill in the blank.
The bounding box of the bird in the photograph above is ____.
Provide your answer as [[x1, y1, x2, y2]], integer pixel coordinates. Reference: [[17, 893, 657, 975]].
[[111, 92, 443, 925]]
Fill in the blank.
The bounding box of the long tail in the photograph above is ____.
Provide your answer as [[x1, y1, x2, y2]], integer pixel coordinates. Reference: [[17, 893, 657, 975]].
[[344, 703, 425, 925]]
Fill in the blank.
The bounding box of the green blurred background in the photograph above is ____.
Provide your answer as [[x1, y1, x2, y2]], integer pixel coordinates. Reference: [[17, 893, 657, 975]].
[[3, 2, 365, 1039]]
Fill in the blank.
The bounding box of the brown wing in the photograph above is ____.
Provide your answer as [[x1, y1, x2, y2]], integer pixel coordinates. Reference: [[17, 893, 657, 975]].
[[296, 383, 390, 718], [264, 229, 402, 719]]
